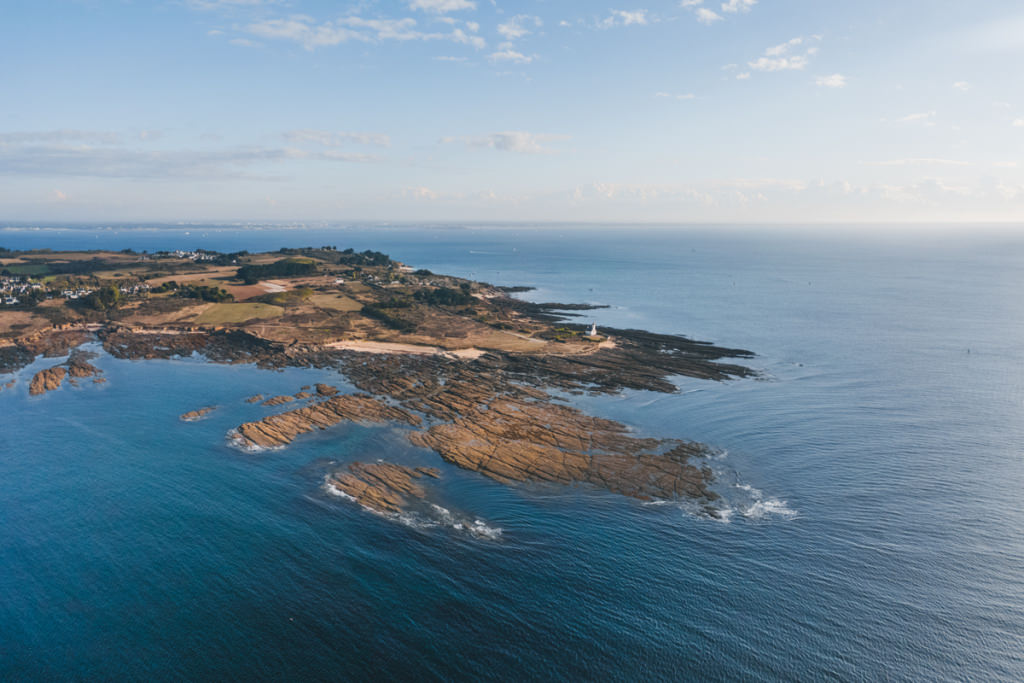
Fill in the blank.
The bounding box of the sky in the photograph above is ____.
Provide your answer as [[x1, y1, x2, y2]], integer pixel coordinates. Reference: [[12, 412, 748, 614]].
[[2, 0, 1024, 224]]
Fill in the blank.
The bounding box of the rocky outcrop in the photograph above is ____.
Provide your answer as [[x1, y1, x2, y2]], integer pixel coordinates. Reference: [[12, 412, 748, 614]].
[[181, 406, 217, 421], [327, 462, 441, 513], [315, 383, 339, 396], [409, 398, 716, 502], [262, 395, 295, 407], [232, 394, 422, 449], [19, 330, 92, 359], [245, 395, 264, 404], [29, 366, 67, 395], [67, 350, 102, 380]]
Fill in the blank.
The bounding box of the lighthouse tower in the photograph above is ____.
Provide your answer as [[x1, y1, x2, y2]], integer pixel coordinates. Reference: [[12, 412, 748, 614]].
[[588, 322, 598, 337]]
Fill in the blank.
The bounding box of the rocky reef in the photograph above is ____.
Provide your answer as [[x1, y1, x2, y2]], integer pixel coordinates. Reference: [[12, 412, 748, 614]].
[[232, 393, 421, 450], [409, 400, 715, 502], [181, 406, 217, 422], [29, 366, 66, 395], [327, 462, 441, 514], [27, 349, 104, 396], [262, 395, 296, 407]]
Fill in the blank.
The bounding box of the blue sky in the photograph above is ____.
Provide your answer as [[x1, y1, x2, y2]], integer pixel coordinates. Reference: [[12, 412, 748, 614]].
[[3, 0, 1024, 223]]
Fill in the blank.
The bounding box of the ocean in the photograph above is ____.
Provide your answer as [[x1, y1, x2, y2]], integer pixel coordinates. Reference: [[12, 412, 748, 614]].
[[1, 224, 1022, 681]]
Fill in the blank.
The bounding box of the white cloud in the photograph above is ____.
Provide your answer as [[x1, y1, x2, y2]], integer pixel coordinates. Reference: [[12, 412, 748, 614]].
[[721, 0, 756, 13], [655, 92, 696, 100], [1013, 118, 1024, 127], [898, 111, 937, 124], [680, 0, 703, 6], [695, 8, 722, 25], [815, 73, 846, 88], [450, 28, 486, 49], [867, 158, 970, 167], [245, 16, 363, 48], [445, 131, 568, 154], [0, 139, 378, 180], [736, 71, 750, 79], [599, 10, 649, 29], [187, 0, 279, 9], [50, 189, 68, 203], [747, 36, 819, 72], [244, 14, 485, 50], [404, 186, 439, 200], [0, 130, 121, 145], [953, 81, 970, 91], [498, 15, 542, 40], [488, 49, 534, 64], [229, 37, 260, 47], [407, 0, 475, 13], [284, 130, 391, 147], [765, 37, 802, 56], [749, 55, 808, 71]]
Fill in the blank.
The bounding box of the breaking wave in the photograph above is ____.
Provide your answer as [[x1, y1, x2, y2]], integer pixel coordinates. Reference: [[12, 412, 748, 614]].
[[225, 429, 283, 453], [322, 481, 502, 540]]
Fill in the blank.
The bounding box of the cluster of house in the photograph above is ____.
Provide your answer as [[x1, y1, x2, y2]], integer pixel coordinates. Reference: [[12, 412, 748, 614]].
[[59, 288, 95, 300], [0, 275, 156, 307], [173, 250, 217, 262], [119, 282, 151, 295], [1, 276, 42, 305]]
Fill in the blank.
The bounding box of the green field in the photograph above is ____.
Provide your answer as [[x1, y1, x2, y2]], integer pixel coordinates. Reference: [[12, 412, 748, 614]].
[[309, 294, 363, 312], [192, 303, 284, 324], [3, 263, 50, 276]]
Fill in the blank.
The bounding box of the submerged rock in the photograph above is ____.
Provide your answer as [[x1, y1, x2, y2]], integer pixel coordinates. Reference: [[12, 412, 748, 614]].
[[181, 406, 217, 422]]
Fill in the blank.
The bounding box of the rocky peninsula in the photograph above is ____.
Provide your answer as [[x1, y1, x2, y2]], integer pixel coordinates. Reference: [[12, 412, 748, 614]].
[[0, 246, 755, 518]]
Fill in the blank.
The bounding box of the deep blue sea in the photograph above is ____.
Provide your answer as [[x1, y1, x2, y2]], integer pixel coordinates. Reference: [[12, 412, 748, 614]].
[[1, 224, 1022, 681]]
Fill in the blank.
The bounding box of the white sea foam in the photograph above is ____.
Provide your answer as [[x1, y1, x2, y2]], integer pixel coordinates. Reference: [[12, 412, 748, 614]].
[[323, 481, 502, 540], [742, 498, 798, 520], [225, 429, 282, 453], [730, 482, 798, 520]]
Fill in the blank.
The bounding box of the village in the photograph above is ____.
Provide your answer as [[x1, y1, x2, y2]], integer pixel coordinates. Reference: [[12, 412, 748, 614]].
[[0, 274, 151, 307]]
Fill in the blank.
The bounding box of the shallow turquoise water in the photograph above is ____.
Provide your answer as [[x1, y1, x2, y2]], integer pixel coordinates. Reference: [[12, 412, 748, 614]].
[[1, 226, 1022, 680]]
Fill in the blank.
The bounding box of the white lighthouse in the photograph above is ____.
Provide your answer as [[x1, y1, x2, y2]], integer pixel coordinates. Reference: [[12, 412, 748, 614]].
[[588, 322, 598, 337]]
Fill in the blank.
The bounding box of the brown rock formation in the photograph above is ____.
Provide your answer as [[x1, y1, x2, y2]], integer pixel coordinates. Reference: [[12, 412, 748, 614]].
[[29, 366, 67, 395], [409, 398, 716, 502], [245, 394, 264, 404], [67, 350, 102, 380], [233, 393, 421, 449], [262, 395, 295, 407], [294, 391, 313, 399], [315, 383, 339, 396], [327, 462, 440, 513], [181, 406, 217, 422]]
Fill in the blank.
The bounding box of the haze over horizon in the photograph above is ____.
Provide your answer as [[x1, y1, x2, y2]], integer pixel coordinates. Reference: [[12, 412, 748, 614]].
[[4, 0, 1024, 224]]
